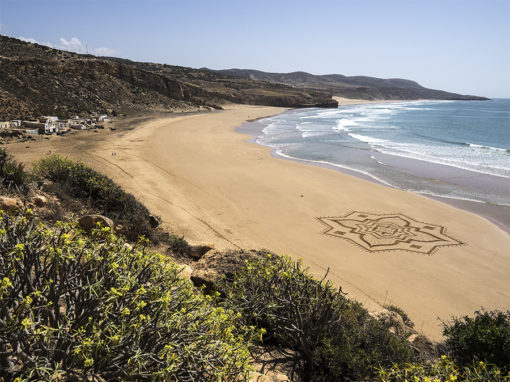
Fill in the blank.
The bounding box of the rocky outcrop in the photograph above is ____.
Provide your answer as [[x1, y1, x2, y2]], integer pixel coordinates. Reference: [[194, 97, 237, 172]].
[[178, 264, 194, 281], [0, 196, 21, 213], [31, 194, 47, 207], [250, 346, 300, 382], [187, 241, 215, 260], [370, 309, 407, 336], [190, 249, 270, 291], [78, 214, 114, 231]]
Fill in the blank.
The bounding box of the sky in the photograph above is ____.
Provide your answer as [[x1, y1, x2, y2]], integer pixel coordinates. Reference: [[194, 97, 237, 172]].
[[1, 0, 509, 98]]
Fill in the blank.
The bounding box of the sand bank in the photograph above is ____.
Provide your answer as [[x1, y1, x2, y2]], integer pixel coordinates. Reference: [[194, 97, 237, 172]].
[[334, 96, 403, 106], [8, 105, 510, 340]]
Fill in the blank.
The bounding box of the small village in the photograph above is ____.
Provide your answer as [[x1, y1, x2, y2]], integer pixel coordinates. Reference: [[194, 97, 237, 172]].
[[0, 113, 114, 142]]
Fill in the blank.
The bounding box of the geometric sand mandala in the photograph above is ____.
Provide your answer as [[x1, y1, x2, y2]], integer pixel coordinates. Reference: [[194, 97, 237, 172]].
[[316, 211, 464, 255]]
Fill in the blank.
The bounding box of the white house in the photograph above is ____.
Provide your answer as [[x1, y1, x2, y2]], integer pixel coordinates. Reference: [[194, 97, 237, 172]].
[[70, 124, 87, 130], [24, 120, 58, 134]]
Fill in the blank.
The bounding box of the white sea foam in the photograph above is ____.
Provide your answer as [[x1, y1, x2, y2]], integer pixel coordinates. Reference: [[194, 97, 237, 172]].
[[301, 131, 325, 138], [348, 133, 389, 145], [346, 132, 510, 179], [295, 122, 330, 138], [468, 143, 509, 153], [413, 190, 488, 204], [370, 155, 387, 166], [413, 189, 510, 206], [374, 146, 510, 179], [261, 122, 278, 134], [333, 118, 357, 132], [274, 149, 396, 187]]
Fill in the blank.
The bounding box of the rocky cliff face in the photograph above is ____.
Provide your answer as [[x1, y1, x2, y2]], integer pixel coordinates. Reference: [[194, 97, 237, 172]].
[[0, 36, 223, 119], [0, 36, 337, 120]]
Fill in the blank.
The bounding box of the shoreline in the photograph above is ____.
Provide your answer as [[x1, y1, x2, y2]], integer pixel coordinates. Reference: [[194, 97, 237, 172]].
[[240, 100, 510, 235], [6, 104, 510, 340]]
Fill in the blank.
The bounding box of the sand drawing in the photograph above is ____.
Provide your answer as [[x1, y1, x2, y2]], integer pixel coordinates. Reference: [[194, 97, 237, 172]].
[[316, 211, 464, 255]]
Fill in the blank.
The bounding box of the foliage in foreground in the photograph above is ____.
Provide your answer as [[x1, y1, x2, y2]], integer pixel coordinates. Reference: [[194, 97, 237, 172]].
[[32, 154, 154, 240], [0, 211, 253, 381], [377, 356, 509, 382], [0, 148, 29, 192], [220, 255, 415, 381], [443, 310, 510, 373]]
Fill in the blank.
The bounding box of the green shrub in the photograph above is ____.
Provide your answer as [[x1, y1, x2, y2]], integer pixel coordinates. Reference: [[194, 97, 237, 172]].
[[0, 148, 29, 192], [32, 154, 153, 240], [220, 255, 415, 381], [443, 310, 510, 373], [0, 211, 254, 380], [377, 356, 509, 381]]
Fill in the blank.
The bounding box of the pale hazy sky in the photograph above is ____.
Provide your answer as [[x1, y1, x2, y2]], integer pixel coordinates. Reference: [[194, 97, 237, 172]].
[[1, 0, 509, 97]]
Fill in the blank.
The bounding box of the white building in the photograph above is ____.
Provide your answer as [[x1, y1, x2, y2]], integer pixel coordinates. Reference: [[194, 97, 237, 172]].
[[70, 124, 87, 130]]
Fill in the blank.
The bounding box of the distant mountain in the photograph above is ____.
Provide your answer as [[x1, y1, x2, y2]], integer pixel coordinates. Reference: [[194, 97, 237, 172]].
[[214, 69, 488, 101]]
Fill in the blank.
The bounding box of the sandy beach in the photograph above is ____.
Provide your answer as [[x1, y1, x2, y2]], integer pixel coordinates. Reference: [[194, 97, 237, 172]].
[[8, 104, 510, 340]]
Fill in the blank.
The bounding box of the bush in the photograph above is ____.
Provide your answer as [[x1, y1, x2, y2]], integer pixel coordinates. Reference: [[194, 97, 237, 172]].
[[0, 148, 29, 192], [377, 356, 509, 381], [32, 154, 153, 240], [0, 211, 254, 380], [220, 255, 415, 381], [443, 310, 510, 373]]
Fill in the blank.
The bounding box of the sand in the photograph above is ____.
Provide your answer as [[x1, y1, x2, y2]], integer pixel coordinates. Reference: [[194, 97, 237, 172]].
[[8, 105, 510, 340], [333, 96, 403, 105]]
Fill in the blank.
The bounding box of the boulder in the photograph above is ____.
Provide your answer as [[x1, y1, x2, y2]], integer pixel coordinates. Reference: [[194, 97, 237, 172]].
[[370, 309, 406, 336], [148, 214, 160, 228], [178, 264, 193, 281], [31, 194, 47, 207], [408, 333, 437, 361], [250, 346, 297, 382], [191, 249, 269, 291], [188, 242, 215, 260], [249, 371, 289, 382], [78, 214, 114, 231], [0, 196, 21, 213]]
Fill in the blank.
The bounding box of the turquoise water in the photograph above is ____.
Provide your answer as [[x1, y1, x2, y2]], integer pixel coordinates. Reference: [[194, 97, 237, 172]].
[[251, 99, 510, 206]]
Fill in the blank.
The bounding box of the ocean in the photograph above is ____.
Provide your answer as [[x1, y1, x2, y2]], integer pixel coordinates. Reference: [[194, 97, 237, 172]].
[[240, 99, 510, 228]]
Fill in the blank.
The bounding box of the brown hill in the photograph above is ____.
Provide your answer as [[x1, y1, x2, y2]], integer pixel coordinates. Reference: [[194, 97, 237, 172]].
[[0, 36, 337, 120], [214, 69, 489, 101]]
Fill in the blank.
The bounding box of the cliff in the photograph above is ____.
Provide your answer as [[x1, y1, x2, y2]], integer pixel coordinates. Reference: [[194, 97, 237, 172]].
[[0, 36, 336, 120]]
